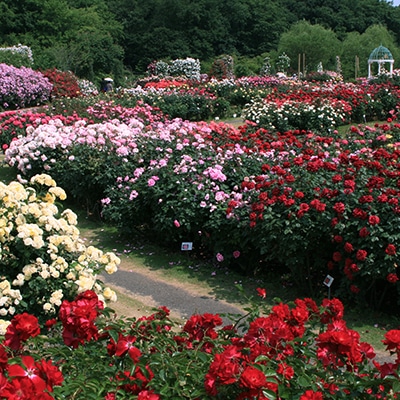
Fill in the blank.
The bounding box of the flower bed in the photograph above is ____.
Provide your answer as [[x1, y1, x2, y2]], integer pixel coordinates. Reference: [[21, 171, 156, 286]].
[[0, 289, 399, 398], [0, 64, 52, 111], [4, 103, 400, 308]]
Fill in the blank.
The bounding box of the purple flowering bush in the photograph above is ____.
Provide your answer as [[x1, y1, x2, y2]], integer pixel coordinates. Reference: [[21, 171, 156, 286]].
[[0, 64, 52, 110]]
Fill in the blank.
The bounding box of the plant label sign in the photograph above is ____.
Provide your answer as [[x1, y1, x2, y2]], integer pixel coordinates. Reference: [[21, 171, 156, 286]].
[[181, 242, 193, 251], [323, 275, 334, 287]]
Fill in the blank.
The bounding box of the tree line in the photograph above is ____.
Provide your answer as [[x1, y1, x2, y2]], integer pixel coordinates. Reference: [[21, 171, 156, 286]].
[[0, 0, 399, 82]]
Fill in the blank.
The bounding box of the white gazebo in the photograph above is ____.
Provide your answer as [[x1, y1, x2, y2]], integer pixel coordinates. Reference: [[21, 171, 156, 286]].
[[368, 45, 394, 78]]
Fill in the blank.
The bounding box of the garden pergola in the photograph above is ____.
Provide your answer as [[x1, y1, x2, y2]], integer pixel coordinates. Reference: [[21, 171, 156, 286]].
[[368, 45, 394, 78]]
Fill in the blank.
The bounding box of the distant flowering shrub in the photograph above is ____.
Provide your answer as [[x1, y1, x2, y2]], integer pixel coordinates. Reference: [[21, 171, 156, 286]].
[[242, 96, 351, 132], [169, 57, 201, 80], [0, 44, 34, 67], [0, 174, 119, 322], [210, 54, 235, 80], [0, 64, 52, 110], [147, 57, 201, 80], [77, 79, 99, 96], [41, 68, 81, 98]]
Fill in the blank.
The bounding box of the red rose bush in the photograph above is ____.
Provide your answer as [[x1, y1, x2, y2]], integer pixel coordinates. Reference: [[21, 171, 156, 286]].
[[0, 290, 399, 398]]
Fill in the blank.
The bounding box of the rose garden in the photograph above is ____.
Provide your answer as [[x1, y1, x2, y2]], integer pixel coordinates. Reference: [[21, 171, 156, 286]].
[[1, 60, 400, 398]]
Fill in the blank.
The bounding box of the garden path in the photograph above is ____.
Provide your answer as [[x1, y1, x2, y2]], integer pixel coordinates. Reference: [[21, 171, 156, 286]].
[[101, 262, 246, 325]]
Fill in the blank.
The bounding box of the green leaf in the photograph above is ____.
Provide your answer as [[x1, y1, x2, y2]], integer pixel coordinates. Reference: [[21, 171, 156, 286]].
[[297, 374, 312, 387], [262, 389, 280, 400]]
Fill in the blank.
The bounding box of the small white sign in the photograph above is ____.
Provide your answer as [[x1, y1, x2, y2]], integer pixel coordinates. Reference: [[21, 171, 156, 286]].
[[181, 242, 193, 251], [323, 275, 334, 288]]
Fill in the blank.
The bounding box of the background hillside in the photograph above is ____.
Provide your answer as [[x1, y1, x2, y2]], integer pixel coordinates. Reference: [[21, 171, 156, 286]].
[[1, 0, 400, 83]]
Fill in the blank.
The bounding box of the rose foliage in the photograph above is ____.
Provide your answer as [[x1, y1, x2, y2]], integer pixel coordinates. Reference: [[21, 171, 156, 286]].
[[0, 289, 399, 399]]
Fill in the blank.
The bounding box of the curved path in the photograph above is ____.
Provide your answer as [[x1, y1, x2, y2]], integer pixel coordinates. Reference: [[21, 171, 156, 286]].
[[102, 267, 246, 324]]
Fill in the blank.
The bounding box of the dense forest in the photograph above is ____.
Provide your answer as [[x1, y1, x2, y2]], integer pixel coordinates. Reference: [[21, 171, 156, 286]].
[[1, 0, 400, 82]]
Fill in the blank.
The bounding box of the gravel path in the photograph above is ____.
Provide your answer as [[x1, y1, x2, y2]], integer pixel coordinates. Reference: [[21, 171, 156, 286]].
[[102, 268, 246, 324]]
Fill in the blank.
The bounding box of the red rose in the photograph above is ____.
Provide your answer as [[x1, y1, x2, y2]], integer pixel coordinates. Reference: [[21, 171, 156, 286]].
[[359, 227, 370, 237], [333, 202, 345, 214], [4, 313, 40, 350], [344, 242, 353, 253], [310, 199, 326, 212], [368, 215, 380, 225], [137, 390, 161, 400], [383, 330, 400, 352], [387, 273, 399, 284], [300, 390, 324, 400], [353, 208, 368, 219], [277, 362, 295, 380], [385, 244, 396, 256], [333, 235, 343, 244], [239, 365, 267, 389], [36, 358, 64, 390], [256, 288, 267, 299], [356, 249, 368, 261]]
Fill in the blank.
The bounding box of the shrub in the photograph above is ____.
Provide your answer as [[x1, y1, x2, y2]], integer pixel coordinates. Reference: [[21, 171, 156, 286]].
[[0, 174, 119, 323], [0, 64, 52, 110], [242, 96, 351, 132], [0, 291, 399, 398], [0, 110, 88, 153], [0, 44, 34, 68], [147, 58, 201, 81], [41, 68, 81, 98]]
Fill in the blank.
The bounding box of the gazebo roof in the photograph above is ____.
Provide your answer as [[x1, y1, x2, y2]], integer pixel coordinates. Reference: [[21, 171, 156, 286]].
[[368, 45, 394, 61]]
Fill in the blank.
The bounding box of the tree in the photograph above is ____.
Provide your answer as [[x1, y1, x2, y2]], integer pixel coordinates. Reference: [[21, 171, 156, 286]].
[[0, 0, 124, 81], [278, 20, 341, 74]]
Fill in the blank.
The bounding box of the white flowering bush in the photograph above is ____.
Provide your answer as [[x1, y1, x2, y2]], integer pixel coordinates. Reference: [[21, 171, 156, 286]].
[[0, 174, 119, 322], [147, 58, 201, 80], [276, 53, 291, 75], [242, 96, 351, 132], [169, 57, 201, 80], [78, 79, 99, 96], [0, 44, 34, 67]]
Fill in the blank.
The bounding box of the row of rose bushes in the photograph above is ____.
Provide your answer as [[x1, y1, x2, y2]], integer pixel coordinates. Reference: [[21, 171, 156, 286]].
[[1, 287, 400, 399], [44, 77, 400, 133], [2, 62, 400, 127], [3, 102, 400, 308]]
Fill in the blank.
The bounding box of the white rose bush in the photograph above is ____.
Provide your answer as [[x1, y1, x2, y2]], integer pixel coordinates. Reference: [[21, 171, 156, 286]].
[[0, 173, 119, 323]]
